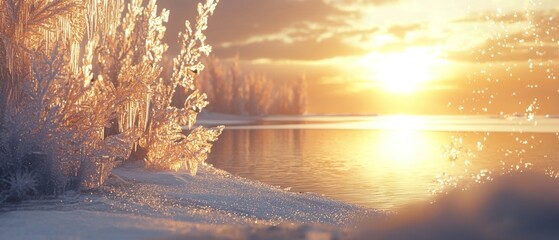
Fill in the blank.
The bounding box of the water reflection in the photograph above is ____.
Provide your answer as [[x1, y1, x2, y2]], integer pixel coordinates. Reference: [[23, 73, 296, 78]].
[[207, 125, 559, 210], [374, 130, 432, 167]]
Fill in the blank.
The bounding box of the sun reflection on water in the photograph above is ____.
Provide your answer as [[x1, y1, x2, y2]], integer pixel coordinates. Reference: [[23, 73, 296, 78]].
[[362, 115, 436, 167], [208, 118, 559, 209], [377, 130, 432, 167], [349, 119, 452, 208]]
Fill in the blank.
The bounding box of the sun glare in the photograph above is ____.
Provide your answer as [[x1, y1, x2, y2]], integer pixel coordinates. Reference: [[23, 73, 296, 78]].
[[367, 115, 432, 166], [358, 48, 443, 93]]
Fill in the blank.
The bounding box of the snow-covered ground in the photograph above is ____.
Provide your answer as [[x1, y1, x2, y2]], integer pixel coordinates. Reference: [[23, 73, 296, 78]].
[[0, 162, 371, 239], [3, 164, 559, 239]]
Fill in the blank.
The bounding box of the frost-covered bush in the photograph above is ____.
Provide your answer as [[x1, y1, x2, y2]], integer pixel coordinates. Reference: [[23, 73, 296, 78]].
[[196, 56, 308, 116], [0, 0, 222, 200], [1, 169, 38, 202]]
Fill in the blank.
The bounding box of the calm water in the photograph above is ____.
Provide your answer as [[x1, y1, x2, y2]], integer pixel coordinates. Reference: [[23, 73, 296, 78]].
[[206, 116, 559, 210]]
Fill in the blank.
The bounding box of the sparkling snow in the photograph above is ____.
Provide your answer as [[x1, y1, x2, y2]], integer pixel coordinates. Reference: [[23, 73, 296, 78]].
[[0, 162, 372, 239]]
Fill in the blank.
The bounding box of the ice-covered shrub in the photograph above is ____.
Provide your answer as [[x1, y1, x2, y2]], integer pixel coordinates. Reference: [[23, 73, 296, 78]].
[[0, 0, 222, 200], [1, 169, 38, 202], [196, 56, 308, 116]]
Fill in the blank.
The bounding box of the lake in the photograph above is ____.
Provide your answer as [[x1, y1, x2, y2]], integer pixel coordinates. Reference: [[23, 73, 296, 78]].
[[205, 115, 559, 210]]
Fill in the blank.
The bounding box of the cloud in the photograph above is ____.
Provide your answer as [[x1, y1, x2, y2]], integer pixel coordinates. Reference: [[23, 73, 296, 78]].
[[448, 9, 559, 63], [374, 36, 443, 53], [325, 0, 400, 10], [214, 36, 366, 61], [453, 10, 528, 24], [328, 0, 399, 5], [159, 0, 348, 52], [448, 40, 559, 63], [386, 23, 424, 38], [158, 0, 402, 60], [203, 0, 349, 43]]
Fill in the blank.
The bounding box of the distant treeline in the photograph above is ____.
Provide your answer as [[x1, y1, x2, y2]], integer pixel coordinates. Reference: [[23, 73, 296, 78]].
[[174, 57, 308, 116]]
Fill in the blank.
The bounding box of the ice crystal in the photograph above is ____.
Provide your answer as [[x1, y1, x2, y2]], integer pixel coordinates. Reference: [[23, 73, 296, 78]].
[[525, 98, 538, 122], [441, 136, 463, 162]]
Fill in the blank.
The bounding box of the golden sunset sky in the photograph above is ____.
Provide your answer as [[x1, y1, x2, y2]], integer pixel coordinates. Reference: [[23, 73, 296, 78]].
[[160, 0, 559, 115]]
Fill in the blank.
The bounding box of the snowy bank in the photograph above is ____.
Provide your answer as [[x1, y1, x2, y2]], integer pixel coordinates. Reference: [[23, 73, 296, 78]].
[[3, 164, 559, 239], [0, 163, 370, 239]]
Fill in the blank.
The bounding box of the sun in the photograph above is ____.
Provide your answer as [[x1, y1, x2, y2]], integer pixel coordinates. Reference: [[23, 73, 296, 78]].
[[358, 48, 442, 93]]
